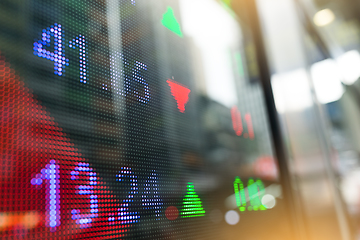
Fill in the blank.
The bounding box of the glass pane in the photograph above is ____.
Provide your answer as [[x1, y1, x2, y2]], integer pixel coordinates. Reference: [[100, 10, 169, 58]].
[[0, 0, 291, 239]]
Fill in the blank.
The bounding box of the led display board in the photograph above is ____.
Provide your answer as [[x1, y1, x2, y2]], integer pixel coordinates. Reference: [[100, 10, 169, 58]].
[[0, 0, 291, 239]]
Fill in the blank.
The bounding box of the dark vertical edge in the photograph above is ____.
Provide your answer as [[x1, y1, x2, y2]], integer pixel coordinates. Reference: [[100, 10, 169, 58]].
[[242, 0, 300, 239]]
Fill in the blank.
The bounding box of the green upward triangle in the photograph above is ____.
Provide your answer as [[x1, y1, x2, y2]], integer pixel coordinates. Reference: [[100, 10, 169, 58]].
[[161, 7, 183, 38], [181, 182, 205, 218]]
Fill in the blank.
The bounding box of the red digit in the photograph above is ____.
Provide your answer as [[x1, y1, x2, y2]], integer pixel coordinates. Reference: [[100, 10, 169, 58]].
[[231, 106, 243, 136], [245, 113, 254, 140]]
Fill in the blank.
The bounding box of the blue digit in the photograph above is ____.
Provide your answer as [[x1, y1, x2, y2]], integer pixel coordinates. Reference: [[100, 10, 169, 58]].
[[109, 51, 128, 96], [142, 170, 163, 220], [69, 35, 88, 83], [31, 159, 61, 229], [33, 23, 69, 76], [130, 61, 150, 104], [71, 162, 99, 229], [109, 52, 150, 104], [108, 167, 140, 225]]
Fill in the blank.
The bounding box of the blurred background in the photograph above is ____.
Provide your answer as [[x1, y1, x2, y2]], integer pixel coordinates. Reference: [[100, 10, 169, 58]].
[[1, 0, 360, 239]]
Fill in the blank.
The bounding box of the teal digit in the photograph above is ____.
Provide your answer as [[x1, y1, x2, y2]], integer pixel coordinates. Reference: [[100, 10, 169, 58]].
[[247, 178, 266, 211]]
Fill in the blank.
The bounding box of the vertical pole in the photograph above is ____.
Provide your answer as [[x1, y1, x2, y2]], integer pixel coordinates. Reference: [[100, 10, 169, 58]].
[[292, 2, 353, 239], [106, 0, 124, 113], [243, 0, 300, 239]]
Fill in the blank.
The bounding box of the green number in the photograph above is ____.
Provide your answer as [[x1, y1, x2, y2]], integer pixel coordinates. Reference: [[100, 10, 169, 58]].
[[234, 177, 267, 212], [233, 177, 246, 212], [247, 178, 267, 211]]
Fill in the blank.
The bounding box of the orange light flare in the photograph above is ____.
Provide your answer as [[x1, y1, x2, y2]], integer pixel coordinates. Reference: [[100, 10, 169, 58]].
[[0, 211, 41, 231]]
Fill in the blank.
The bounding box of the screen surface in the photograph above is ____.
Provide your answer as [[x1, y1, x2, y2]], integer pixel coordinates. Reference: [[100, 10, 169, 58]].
[[0, 0, 291, 239]]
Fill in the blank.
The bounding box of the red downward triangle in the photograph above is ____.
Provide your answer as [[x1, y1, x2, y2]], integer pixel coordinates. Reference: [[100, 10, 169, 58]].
[[167, 79, 191, 113]]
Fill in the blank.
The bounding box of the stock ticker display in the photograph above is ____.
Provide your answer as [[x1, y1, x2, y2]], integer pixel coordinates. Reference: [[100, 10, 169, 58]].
[[0, 0, 291, 239]]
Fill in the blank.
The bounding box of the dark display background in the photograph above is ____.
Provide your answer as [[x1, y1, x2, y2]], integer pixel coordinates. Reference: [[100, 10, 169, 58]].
[[0, 0, 292, 239]]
